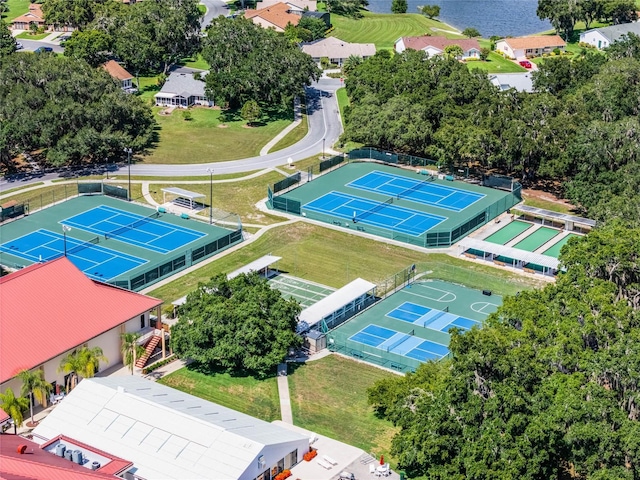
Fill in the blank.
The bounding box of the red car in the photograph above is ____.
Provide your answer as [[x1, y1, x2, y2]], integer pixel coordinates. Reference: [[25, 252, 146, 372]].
[[519, 60, 532, 68]]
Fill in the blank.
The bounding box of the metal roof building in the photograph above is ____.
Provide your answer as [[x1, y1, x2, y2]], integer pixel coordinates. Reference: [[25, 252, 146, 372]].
[[33, 377, 309, 480]]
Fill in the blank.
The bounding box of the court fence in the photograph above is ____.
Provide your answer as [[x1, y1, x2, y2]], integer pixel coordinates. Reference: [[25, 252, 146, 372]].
[[78, 182, 129, 200], [22, 184, 78, 215], [0, 202, 26, 222], [348, 147, 438, 168]]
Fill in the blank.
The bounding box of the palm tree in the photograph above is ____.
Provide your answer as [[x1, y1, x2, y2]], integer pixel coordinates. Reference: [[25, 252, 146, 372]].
[[0, 388, 29, 434], [17, 369, 51, 426], [59, 346, 108, 391], [121, 332, 145, 375]]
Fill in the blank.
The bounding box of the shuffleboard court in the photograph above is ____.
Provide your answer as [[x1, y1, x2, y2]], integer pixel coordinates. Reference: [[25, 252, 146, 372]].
[[543, 233, 580, 258], [268, 274, 335, 308], [347, 170, 485, 212], [0, 229, 146, 281], [61, 205, 206, 254], [303, 191, 446, 236], [513, 227, 560, 252], [484, 220, 532, 245]]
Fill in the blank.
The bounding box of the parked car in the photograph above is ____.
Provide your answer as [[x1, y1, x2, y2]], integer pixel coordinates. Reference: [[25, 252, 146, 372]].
[[34, 46, 54, 53], [519, 60, 532, 68], [16, 42, 24, 50]]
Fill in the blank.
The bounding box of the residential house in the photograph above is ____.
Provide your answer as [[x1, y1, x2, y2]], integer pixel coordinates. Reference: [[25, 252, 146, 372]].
[[33, 376, 310, 480], [579, 22, 640, 49], [0, 257, 164, 402], [394, 35, 481, 59], [489, 73, 534, 93], [256, 0, 318, 12], [302, 37, 376, 66], [154, 71, 212, 108], [10, 3, 46, 31], [101, 60, 137, 93], [496, 35, 566, 59], [245, 2, 301, 31]]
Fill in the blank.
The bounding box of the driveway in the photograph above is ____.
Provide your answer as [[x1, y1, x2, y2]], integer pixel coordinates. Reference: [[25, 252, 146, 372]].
[[15, 38, 63, 53], [200, 0, 229, 28]]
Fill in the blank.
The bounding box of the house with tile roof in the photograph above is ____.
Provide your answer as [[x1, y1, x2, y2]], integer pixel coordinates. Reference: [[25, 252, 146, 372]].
[[496, 35, 566, 59], [579, 22, 640, 49], [394, 35, 481, 59], [101, 60, 137, 93], [154, 70, 212, 108], [10, 3, 46, 31], [302, 37, 376, 66], [0, 257, 164, 404], [256, 0, 318, 12], [245, 2, 301, 31]]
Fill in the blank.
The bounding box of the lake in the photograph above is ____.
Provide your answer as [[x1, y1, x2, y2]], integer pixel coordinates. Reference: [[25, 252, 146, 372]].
[[366, 0, 552, 37]]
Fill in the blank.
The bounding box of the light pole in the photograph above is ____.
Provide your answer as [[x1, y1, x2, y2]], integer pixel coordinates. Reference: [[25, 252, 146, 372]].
[[207, 168, 214, 225], [62, 225, 71, 257], [124, 147, 132, 201], [322, 138, 325, 159]]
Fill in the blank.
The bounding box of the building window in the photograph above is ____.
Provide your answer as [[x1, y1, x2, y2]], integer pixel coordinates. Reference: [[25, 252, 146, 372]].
[[284, 449, 298, 469], [140, 314, 145, 329]]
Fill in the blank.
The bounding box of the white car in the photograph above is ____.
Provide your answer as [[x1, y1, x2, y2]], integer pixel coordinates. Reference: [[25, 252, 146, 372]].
[[16, 42, 24, 50]]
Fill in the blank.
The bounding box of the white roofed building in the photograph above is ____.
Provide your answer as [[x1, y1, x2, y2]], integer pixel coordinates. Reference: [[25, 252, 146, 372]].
[[154, 71, 213, 109], [33, 376, 309, 480], [302, 37, 376, 66]]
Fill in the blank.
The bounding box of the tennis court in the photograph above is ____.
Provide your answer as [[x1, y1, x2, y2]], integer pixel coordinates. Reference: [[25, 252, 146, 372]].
[[61, 205, 206, 254], [268, 274, 335, 308], [0, 229, 146, 281], [328, 279, 502, 373], [484, 220, 532, 245], [0, 195, 242, 291], [304, 191, 446, 236], [347, 170, 485, 212], [513, 227, 560, 252]]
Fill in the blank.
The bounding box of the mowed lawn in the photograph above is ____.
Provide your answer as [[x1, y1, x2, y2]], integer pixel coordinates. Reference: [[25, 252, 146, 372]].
[[143, 107, 293, 164], [158, 367, 281, 421], [331, 12, 462, 49], [2, 0, 30, 17], [289, 355, 399, 464]]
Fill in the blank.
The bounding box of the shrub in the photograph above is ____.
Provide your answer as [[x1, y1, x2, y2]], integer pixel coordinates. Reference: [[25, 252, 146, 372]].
[[182, 110, 193, 121], [142, 355, 177, 375], [303, 449, 318, 461], [274, 470, 292, 480], [553, 47, 561, 55]]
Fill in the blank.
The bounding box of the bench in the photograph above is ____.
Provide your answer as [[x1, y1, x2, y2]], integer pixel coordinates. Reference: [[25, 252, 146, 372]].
[[524, 267, 536, 274], [317, 459, 332, 469], [493, 260, 506, 266], [463, 253, 477, 259], [180, 213, 190, 220], [323, 455, 338, 466], [157, 207, 167, 214]]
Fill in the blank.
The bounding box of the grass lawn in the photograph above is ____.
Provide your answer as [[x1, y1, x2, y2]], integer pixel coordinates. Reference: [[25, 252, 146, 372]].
[[182, 54, 209, 71], [16, 31, 50, 40], [136, 75, 161, 102], [148, 170, 287, 225], [522, 195, 575, 214], [0, 182, 44, 197], [158, 366, 281, 421], [336, 87, 349, 121], [289, 355, 399, 464], [466, 52, 527, 73], [2, 0, 29, 18], [62, 170, 263, 183], [147, 222, 546, 302], [143, 106, 293, 164], [330, 12, 462, 49], [270, 97, 309, 153]]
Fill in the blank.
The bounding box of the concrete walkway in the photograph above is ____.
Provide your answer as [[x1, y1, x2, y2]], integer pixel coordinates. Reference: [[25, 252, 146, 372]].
[[260, 97, 303, 156], [277, 363, 293, 424]]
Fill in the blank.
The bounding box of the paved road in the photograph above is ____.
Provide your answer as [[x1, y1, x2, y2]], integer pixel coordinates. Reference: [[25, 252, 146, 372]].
[[0, 77, 343, 188], [200, 0, 229, 28], [16, 39, 63, 53]]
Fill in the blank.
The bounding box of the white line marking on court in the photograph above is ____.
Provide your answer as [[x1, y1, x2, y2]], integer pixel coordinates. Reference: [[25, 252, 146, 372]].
[[471, 302, 500, 314], [404, 285, 457, 303]]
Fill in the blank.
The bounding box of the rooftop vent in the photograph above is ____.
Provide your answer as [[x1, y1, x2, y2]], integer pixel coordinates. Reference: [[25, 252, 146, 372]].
[[55, 443, 66, 457]]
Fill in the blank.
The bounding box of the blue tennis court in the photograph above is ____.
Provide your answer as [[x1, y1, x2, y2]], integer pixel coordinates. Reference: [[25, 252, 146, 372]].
[[60, 205, 206, 254], [347, 171, 485, 212], [303, 191, 446, 236], [386, 301, 481, 332], [0, 229, 147, 281], [349, 324, 450, 360]]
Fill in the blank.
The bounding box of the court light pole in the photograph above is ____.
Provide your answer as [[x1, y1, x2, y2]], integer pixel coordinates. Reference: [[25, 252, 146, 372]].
[[207, 168, 214, 225], [62, 225, 71, 257], [124, 147, 132, 201], [322, 138, 325, 159]]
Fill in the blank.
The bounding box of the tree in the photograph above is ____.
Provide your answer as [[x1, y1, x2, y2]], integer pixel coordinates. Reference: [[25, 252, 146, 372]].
[[202, 17, 320, 109], [607, 33, 640, 59], [0, 20, 15, 58], [601, 0, 637, 24], [578, 0, 603, 29], [444, 44, 464, 59], [58, 346, 107, 391], [121, 332, 145, 375], [480, 47, 491, 60], [391, 0, 408, 14], [63, 29, 111, 67], [537, 0, 580, 40], [325, 0, 368, 17], [418, 4, 440, 18], [171, 273, 303, 377], [297, 16, 328, 41], [0, 388, 28, 434], [241, 100, 261, 125], [17, 369, 51, 426], [42, 0, 111, 30], [342, 54, 363, 75], [462, 27, 481, 38]]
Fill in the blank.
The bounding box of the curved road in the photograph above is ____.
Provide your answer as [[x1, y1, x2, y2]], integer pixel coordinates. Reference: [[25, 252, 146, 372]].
[[200, 0, 229, 27], [0, 77, 343, 188]]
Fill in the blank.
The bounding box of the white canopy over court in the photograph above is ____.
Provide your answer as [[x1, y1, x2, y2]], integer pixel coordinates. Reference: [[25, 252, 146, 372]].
[[161, 187, 205, 210]]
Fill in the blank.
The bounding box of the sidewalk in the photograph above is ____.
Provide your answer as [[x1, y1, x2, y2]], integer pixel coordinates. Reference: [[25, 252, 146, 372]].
[[260, 97, 303, 156]]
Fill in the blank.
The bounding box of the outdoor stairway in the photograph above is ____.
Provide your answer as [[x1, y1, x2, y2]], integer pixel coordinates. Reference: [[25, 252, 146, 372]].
[[135, 335, 161, 368]]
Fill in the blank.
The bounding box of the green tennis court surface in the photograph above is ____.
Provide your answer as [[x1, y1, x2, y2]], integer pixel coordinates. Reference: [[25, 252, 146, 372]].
[[328, 279, 502, 373], [268, 274, 335, 308], [543, 233, 580, 258], [484, 220, 532, 245], [513, 227, 560, 252]]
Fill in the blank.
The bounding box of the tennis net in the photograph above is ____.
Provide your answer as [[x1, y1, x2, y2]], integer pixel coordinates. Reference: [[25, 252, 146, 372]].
[[355, 197, 393, 223], [386, 332, 413, 353], [396, 176, 435, 200], [66, 236, 100, 256], [105, 212, 160, 240]]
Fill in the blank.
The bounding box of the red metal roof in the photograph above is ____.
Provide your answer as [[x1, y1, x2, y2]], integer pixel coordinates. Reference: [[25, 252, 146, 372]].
[[0, 257, 162, 384], [0, 435, 121, 479], [0, 408, 10, 424]]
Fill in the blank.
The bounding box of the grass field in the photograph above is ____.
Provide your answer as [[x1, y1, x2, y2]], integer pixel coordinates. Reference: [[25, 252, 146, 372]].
[[148, 170, 287, 225], [158, 367, 281, 421], [16, 31, 50, 40], [2, 0, 29, 18], [330, 12, 462, 49], [143, 107, 293, 164], [336, 87, 349, 121], [147, 222, 546, 302], [288, 355, 399, 464], [270, 97, 309, 153]]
